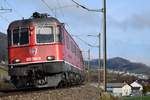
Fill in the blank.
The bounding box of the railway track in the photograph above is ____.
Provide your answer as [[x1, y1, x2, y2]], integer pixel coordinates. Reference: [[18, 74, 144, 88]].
[[0, 87, 54, 97], [0, 84, 84, 97], [0, 85, 101, 100]]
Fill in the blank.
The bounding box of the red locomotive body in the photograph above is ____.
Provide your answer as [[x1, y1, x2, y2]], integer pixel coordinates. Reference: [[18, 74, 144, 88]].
[[7, 12, 84, 88]]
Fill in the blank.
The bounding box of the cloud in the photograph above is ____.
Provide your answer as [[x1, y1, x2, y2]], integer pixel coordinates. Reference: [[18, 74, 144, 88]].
[[108, 11, 150, 31]]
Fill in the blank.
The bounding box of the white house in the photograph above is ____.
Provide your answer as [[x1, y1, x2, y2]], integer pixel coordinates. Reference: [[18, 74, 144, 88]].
[[106, 81, 143, 97], [130, 81, 143, 91], [130, 81, 143, 96], [107, 83, 132, 96], [122, 84, 132, 96]]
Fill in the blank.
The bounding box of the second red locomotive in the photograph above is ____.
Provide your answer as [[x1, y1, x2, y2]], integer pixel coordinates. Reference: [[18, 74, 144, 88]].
[[7, 12, 84, 88]]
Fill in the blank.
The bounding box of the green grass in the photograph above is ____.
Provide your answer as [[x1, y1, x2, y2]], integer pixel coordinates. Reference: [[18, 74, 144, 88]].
[[99, 92, 119, 100], [0, 68, 8, 80], [0, 82, 15, 89], [123, 96, 150, 100], [0, 69, 7, 73], [0, 66, 8, 73]]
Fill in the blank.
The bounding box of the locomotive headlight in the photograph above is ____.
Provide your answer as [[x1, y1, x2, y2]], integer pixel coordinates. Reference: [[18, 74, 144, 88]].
[[47, 56, 55, 61], [13, 59, 21, 63]]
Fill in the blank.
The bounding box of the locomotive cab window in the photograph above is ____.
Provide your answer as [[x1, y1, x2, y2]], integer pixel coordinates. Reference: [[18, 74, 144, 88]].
[[20, 28, 29, 45], [7, 30, 12, 46], [36, 26, 54, 43], [13, 29, 19, 45], [12, 28, 29, 46], [55, 25, 62, 42]]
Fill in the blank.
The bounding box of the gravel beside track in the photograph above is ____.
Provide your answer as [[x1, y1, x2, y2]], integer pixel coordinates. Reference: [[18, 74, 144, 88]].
[[0, 85, 101, 100]]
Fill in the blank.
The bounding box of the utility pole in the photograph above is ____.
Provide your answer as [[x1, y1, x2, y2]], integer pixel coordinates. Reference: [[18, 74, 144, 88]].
[[98, 33, 101, 87], [87, 34, 101, 87], [71, 0, 107, 91], [102, 0, 107, 92], [88, 49, 90, 83]]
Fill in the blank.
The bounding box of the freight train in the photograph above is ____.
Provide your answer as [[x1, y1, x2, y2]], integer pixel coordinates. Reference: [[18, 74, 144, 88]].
[[7, 12, 85, 88]]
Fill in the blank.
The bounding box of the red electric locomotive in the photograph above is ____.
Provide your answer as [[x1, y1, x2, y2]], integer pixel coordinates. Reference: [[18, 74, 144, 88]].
[[7, 12, 84, 88]]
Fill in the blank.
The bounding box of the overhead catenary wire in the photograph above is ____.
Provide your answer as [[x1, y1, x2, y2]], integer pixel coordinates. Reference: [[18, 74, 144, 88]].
[[0, 14, 10, 23], [53, 4, 76, 10], [0, 7, 12, 13], [4, 0, 23, 18], [40, 0, 55, 17], [70, 0, 101, 48], [54, 0, 78, 34], [55, 0, 65, 20], [0, 15, 9, 33], [71, 33, 99, 45], [71, 0, 102, 12], [70, 33, 99, 37], [72, 35, 98, 48], [0, 6, 12, 14]]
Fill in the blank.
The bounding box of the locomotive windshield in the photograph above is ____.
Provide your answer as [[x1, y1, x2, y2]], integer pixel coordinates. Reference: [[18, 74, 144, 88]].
[[36, 26, 54, 43], [10, 28, 29, 46]]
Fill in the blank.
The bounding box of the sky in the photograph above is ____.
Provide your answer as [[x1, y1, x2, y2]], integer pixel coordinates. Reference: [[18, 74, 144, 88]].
[[0, 0, 150, 65]]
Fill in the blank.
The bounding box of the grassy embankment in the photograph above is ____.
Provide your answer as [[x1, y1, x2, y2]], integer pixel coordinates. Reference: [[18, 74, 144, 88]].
[[123, 96, 150, 100], [0, 66, 15, 89]]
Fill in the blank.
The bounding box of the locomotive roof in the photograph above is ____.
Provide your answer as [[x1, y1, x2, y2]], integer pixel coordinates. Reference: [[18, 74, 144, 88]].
[[8, 17, 61, 29]]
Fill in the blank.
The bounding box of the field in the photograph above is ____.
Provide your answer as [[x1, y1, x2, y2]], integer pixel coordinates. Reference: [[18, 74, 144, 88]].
[[0, 66, 13, 89], [123, 96, 150, 100], [0, 65, 8, 80]]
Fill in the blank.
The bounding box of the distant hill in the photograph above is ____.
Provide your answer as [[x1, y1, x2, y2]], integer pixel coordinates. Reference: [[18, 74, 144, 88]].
[[88, 57, 150, 75], [0, 32, 7, 61]]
